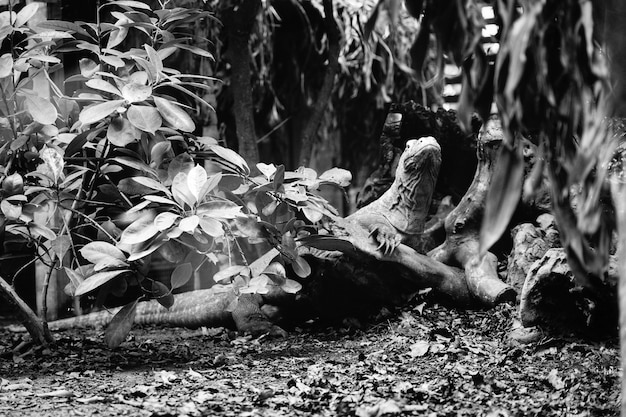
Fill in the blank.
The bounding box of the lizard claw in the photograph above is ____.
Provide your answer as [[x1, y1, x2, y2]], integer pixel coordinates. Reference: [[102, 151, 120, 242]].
[[369, 225, 401, 255]]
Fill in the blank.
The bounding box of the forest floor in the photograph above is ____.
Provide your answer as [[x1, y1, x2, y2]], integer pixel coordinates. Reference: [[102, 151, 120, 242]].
[[0, 301, 620, 417]]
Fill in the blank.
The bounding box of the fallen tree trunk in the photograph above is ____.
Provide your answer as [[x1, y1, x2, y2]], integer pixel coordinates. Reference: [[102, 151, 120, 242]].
[[428, 117, 516, 307]]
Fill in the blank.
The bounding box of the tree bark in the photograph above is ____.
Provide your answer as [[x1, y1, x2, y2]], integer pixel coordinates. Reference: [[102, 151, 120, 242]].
[[297, 0, 340, 167], [428, 117, 516, 306], [0, 275, 53, 346], [224, 0, 262, 166]]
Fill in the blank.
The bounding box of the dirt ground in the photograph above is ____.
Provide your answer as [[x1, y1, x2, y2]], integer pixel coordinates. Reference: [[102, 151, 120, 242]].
[[0, 301, 620, 417]]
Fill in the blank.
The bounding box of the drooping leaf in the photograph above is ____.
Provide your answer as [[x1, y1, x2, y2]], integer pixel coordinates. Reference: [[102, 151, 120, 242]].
[[24, 96, 57, 125], [291, 255, 311, 278], [479, 144, 524, 255], [1, 200, 22, 220], [50, 235, 72, 260], [248, 248, 280, 277], [86, 78, 122, 97], [154, 211, 179, 230], [79, 99, 125, 125], [319, 167, 352, 187], [100, 54, 125, 68], [171, 262, 193, 289], [28, 222, 56, 240], [198, 217, 223, 237], [74, 269, 130, 296], [79, 58, 100, 78], [152, 281, 174, 309], [281, 278, 302, 294], [107, 116, 139, 147], [105, 0, 152, 10], [213, 265, 247, 283], [119, 211, 160, 245], [153, 96, 194, 132], [104, 299, 139, 349], [130, 176, 170, 195], [15, 2, 40, 27], [80, 241, 126, 264], [207, 145, 250, 174], [0, 54, 13, 78], [127, 105, 162, 133], [196, 200, 242, 219]]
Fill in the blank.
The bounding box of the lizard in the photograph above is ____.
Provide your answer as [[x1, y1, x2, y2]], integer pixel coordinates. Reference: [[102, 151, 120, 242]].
[[42, 136, 442, 336], [344, 136, 441, 254]]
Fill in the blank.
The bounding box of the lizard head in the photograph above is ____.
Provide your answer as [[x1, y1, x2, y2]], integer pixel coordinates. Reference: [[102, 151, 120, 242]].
[[398, 136, 441, 186]]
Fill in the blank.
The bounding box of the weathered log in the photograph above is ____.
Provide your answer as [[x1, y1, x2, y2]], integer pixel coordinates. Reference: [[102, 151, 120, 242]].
[[519, 248, 618, 336], [429, 117, 516, 306]]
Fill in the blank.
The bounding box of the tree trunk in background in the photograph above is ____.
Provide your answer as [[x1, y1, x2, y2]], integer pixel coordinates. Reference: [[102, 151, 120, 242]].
[[223, 0, 262, 166], [297, 0, 340, 168]]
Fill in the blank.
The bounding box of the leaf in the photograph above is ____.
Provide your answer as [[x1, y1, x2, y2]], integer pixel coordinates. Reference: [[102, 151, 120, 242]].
[[107, 116, 139, 147], [28, 222, 56, 240], [298, 235, 355, 252], [37, 20, 90, 37], [409, 340, 430, 357], [100, 54, 125, 68], [24, 96, 57, 125], [1, 200, 22, 220], [110, 156, 154, 174], [106, 24, 129, 50], [257, 162, 276, 179], [80, 241, 126, 264], [126, 238, 166, 261], [178, 215, 199, 233], [479, 144, 524, 255], [2, 173, 23, 195], [319, 167, 352, 187], [281, 278, 302, 294], [121, 83, 152, 103], [128, 178, 168, 197], [153, 96, 195, 132], [154, 211, 179, 230], [171, 262, 193, 289], [196, 201, 242, 219], [127, 105, 162, 133], [213, 265, 247, 283], [79, 58, 100, 78], [152, 281, 174, 309], [0, 53, 13, 78], [240, 275, 270, 294], [104, 299, 139, 349], [106, 0, 152, 10], [187, 165, 207, 202], [40, 147, 64, 183], [291, 256, 311, 278], [79, 99, 125, 126], [208, 145, 250, 175], [248, 248, 280, 277], [50, 235, 72, 260], [119, 211, 160, 245], [74, 269, 130, 296], [85, 79, 122, 97], [15, 2, 40, 27], [198, 217, 223, 237], [171, 172, 195, 207]]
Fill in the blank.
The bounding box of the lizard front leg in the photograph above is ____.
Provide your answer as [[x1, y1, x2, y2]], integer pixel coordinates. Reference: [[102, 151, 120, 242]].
[[368, 223, 403, 255]]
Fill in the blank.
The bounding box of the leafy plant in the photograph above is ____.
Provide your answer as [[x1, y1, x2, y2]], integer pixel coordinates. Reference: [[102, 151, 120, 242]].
[[0, 0, 352, 347]]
